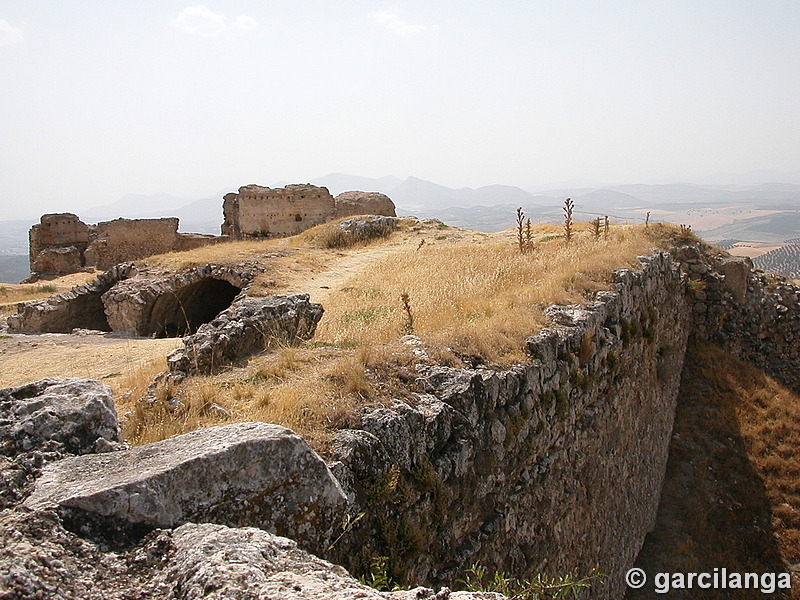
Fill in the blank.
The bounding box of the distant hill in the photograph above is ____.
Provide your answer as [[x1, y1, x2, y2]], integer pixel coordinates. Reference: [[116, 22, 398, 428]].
[[753, 244, 800, 279]]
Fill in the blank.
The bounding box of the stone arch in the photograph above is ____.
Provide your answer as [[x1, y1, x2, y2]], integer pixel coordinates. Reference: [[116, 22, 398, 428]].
[[102, 265, 252, 337], [143, 277, 242, 338], [7, 265, 135, 334]]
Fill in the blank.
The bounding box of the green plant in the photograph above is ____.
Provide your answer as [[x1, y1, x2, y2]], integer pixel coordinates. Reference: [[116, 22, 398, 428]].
[[459, 564, 604, 599], [36, 284, 57, 294], [686, 278, 707, 297], [359, 556, 400, 591]]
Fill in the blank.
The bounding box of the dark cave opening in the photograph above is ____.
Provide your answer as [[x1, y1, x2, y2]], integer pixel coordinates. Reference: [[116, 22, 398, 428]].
[[144, 278, 241, 338], [55, 291, 112, 333]]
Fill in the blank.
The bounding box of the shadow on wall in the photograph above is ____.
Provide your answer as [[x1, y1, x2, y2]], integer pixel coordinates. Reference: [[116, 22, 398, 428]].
[[628, 341, 792, 600]]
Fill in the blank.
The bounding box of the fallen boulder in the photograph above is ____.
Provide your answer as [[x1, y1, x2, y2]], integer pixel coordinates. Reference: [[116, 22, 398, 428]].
[[25, 422, 346, 553], [167, 294, 323, 375], [0, 378, 121, 456]]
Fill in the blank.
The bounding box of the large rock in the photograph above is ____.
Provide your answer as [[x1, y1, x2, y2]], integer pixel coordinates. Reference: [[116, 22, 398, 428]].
[[167, 294, 323, 375], [0, 511, 504, 600], [0, 378, 121, 456], [334, 191, 397, 218], [25, 422, 346, 553], [336, 215, 398, 241]]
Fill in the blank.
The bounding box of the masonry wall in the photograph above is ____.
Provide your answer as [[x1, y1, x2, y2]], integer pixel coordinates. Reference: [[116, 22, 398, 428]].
[[29, 213, 91, 272], [222, 184, 336, 238], [84, 218, 181, 270], [325, 251, 691, 599], [671, 242, 800, 393]]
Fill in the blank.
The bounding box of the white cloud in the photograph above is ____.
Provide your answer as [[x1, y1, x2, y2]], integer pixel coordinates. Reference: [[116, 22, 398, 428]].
[[372, 9, 432, 36], [233, 15, 258, 32], [0, 19, 23, 45], [173, 6, 258, 36]]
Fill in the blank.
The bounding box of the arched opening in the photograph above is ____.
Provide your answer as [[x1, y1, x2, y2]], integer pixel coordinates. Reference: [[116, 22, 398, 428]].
[[144, 278, 241, 338], [294, 214, 303, 222]]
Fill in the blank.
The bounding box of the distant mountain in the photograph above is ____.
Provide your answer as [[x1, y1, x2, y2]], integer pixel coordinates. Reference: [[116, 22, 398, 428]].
[[309, 173, 403, 196], [81, 193, 190, 222]]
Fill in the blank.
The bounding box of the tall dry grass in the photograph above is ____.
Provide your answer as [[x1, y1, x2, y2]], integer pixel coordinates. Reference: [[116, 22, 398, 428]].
[[123, 221, 673, 448], [316, 224, 662, 362]]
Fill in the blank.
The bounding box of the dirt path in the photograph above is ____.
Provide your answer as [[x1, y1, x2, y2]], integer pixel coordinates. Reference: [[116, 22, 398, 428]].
[[0, 223, 491, 393]]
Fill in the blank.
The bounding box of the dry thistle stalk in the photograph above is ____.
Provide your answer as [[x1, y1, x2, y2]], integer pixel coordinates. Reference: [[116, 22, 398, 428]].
[[603, 215, 609, 240], [400, 292, 414, 334], [525, 218, 533, 252], [563, 198, 574, 244], [515, 207, 526, 254], [591, 217, 601, 241], [645, 211, 650, 229]]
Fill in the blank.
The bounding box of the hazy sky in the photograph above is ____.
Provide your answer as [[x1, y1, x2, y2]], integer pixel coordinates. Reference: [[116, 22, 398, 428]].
[[2, 1, 800, 219]]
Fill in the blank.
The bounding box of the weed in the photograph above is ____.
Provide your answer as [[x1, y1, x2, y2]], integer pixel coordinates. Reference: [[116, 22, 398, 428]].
[[459, 563, 604, 599], [591, 218, 601, 241], [563, 199, 574, 244], [516, 207, 526, 254], [400, 292, 414, 334]]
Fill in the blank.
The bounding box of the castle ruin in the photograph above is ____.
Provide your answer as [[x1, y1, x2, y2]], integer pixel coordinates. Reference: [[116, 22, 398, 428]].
[[28, 184, 397, 278], [221, 184, 396, 239], [28, 214, 220, 278]]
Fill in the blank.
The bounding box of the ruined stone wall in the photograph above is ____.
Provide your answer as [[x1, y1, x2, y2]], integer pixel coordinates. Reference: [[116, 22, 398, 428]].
[[84, 218, 180, 270], [28, 215, 222, 278], [671, 242, 800, 393], [29, 214, 91, 273], [326, 252, 691, 599], [222, 184, 336, 238]]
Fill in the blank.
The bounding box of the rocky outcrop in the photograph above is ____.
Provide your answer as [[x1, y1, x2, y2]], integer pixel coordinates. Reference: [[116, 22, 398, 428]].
[[336, 215, 399, 242], [166, 294, 323, 375], [0, 510, 502, 600], [0, 379, 497, 599], [26, 422, 346, 553], [334, 191, 397, 218], [0, 379, 121, 457]]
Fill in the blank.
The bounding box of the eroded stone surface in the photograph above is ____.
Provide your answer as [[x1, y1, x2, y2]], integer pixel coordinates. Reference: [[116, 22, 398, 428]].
[[25, 422, 346, 553], [0, 378, 121, 457], [334, 191, 397, 218], [167, 294, 323, 375], [0, 511, 504, 600]]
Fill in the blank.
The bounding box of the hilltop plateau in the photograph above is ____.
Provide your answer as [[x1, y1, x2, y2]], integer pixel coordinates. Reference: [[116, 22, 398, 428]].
[[2, 213, 800, 599]]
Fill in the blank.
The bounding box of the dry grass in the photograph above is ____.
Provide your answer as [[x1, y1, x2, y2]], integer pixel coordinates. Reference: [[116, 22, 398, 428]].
[[315, 223, 662, 363], [123, 345, 380, 448], [103, 220, 675, 448], [0, 272, 97, 313], [632, 341, 800, 599]]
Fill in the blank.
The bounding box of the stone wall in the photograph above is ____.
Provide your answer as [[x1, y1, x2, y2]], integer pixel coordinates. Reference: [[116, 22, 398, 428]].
[[222, 184, 398, 239], [27, 215, 222, 278], [326, 251, 691, 598], [29, 213, 91, 273], [671, 242, 800, 393], [222, 184, 337, 238]]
